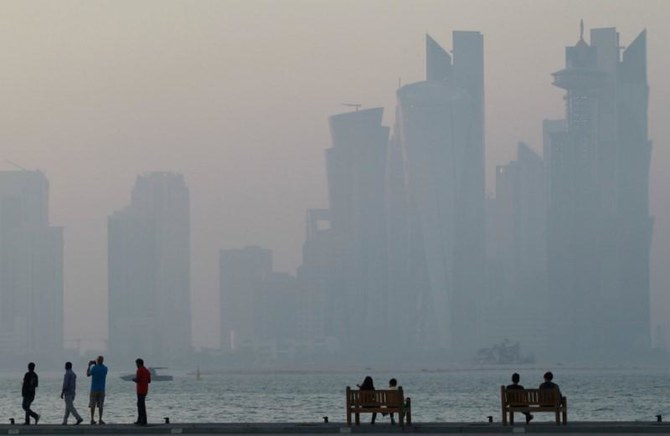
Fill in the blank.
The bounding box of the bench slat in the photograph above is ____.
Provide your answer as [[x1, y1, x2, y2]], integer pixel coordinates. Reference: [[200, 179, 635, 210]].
[[346, 386, 411, 427], [500, 385, 567, 426]]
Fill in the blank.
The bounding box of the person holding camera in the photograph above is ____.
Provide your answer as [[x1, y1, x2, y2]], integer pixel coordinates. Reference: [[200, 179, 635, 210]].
[[86, 356, 108, 425]]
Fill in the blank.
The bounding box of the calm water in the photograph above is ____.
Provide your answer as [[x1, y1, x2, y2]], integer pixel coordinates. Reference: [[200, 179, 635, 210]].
[[1, 367, 669, 424]]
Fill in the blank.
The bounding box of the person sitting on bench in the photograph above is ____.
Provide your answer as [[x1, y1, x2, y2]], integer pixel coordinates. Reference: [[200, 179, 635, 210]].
[[506, 373, 533, 424]]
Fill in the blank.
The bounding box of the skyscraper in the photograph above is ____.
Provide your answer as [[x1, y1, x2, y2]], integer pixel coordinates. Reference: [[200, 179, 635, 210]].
[[0, 170, 63, 360], [325, 107, 390, 352], [219, 246, 272, 352], [220, 246, 304, 358], [394, 33, 486, 357], [108, 172, 191, 362], [485, 143, 547, 358], [297, 209, 340, 348], [546, 25, 652, 360]]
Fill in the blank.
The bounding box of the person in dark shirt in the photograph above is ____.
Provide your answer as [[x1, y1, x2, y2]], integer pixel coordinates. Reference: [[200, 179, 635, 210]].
[[357, 376, 377, 424], [539, 371, 564, 409], [21, 362, 40, 425], [539, 371, 561, 395], [506, 372, 533, 424], [387, 378, 398, 425]]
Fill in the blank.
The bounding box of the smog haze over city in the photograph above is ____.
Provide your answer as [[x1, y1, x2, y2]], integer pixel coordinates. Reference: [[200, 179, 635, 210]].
[[0, 0, 669, 368]]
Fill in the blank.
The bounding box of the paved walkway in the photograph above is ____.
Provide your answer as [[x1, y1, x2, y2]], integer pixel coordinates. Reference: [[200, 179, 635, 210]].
[[1, 422, 670, 435]]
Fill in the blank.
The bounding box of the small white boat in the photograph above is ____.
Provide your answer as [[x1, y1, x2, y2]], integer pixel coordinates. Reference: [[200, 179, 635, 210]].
[[120, 367, 173, 381]]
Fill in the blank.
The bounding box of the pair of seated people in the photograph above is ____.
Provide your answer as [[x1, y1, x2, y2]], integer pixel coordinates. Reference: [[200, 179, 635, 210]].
[[357, 376, 399, 424], [506, 371, 562, 424]]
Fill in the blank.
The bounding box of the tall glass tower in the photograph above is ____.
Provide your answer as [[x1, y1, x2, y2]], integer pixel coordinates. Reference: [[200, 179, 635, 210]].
[[395, 32, 486, 357], [546, 25, 651, 360]]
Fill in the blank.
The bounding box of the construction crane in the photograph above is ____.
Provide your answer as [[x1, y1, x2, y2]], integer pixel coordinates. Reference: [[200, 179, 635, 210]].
[[5, 160, 29, 171], [341, 103, 362, 111]]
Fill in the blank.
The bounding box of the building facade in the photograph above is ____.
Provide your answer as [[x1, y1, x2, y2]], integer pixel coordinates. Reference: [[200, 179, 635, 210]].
[[546, 26, 652, 360], [484, 143, 547, 360], [394, 33, 486, 357], [219, 246, 272, 352], [108, 172, 191, 362], [325, 107, 390, 353], [0, 170, 63, 361], [220, 246, 308, 359]]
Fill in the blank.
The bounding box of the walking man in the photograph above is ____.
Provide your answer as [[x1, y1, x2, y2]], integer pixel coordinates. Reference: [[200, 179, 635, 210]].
[[61, 362, 83, 425], [133, 358, 151, 425], [86, 355, 108, 425], [21, 362, 39, 425]]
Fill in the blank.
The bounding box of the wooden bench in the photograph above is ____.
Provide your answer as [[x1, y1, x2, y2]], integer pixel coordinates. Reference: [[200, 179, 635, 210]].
[[500, 386, 567, 425], [346, 386, 412, 427]]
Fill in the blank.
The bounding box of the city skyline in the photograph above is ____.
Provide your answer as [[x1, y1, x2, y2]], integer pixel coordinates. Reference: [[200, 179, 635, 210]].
[[125, 24, 652, 363], [0, 1, 667, 353]]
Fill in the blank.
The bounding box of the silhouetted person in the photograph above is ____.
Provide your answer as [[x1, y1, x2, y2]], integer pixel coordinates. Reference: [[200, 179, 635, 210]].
[[388, 378, 398, 425], [133, 358, 151, 425], [539, 371, 563, 407], [61, 362, 83, 425], [357, 376, 376, 424], [506, 372, 533, 424], [86, 355, 108, 425], [539, 371, 561, 394], [21, 362, 39, 425]]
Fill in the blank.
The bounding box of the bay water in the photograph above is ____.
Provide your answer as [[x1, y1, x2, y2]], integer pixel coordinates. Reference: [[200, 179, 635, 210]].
[[1, 367, 669, 425]]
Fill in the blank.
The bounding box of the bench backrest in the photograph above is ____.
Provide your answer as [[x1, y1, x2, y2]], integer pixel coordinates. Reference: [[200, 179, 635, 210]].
[[501, 386, 560, 406], [346, 386, 405, 408]]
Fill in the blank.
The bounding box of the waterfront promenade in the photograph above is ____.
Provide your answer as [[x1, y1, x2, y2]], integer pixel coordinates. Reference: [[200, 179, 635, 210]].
[[2, 422, 670, 435]]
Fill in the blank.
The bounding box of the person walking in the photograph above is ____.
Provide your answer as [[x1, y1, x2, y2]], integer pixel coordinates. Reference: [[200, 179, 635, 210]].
[[21, 362, 40, 425], [133, 358, 151, 426], [61, 362, 83, 425], [86, 356, 108, 425]]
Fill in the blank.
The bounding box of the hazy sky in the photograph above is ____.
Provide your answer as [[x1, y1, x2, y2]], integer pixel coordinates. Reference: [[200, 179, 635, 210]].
[[0, 0, 667, 349]]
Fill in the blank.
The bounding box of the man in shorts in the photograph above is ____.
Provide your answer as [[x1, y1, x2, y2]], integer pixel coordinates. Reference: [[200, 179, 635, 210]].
[[86, 356, 108, 425]]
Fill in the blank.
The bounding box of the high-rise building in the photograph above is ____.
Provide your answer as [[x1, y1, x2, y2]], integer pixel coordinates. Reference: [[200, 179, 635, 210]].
[[385, 110, 419, 351], [546, 25, 652, 360], [220, 246, 306, 359], [219, 246, 272, 352], [0, 170, 63, 360], [394, 33, 486, 357], [108, 172, 191, 362], [325, 107, 390, 352], [485, 143, 547, 358], [297, 209, 340, 348]]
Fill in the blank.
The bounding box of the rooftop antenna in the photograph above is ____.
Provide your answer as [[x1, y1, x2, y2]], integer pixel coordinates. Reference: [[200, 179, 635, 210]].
[[341, 103, 362, 111], [580, 19, 584, 41]]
